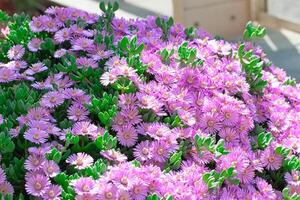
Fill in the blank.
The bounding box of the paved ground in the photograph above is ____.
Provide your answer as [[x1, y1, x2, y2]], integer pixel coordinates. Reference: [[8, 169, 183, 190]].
[[50, 0, 300, 81], [257, 28, 300, 80]]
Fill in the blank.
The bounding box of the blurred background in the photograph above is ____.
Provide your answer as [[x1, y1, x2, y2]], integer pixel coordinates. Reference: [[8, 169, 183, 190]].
[[1, 0, 300, 80]]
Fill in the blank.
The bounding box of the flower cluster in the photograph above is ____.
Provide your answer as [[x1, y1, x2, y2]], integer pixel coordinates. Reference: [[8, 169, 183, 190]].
[[0, 2, 300, 200]]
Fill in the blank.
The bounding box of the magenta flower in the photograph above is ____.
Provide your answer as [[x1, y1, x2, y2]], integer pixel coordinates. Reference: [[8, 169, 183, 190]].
[[100, 149, 127, 163], [28, 38, 42, 52], [260, 146, 282, 170], [0, 167, 6, 184], [30, 16, 45, 32], [70, 177, 96, 195], [66, 153, 94, 170], [25, 62, 48, 76], [40, 91, 65, 108], [67, 103, 89, 122], [25, 174, 50, 196], [130, 180, 148, 200], [151, 140, 170, 163], [0, 114, 3, 125], [72, 121, 98, 136], [24, 128, 48, 144], [25, 155, 45, 171], [98, 182, 117, 200], [7, 45, 25, 60], [71, 37, 94, 51], [116, 125, 138, 147], [134, 141, 153, 162], [43, 160, 60, 177], [0, 181, 14, 197], [198, 112, 222, 134], [0, 67, 17, 83], [54, 49, 67, 58], [54, 28, 72, 43], [76, 57, 98, 69], [42, 184, 61, 200]]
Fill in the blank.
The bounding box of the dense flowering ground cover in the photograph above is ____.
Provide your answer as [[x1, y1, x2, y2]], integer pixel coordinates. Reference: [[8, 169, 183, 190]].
[[0, 2, 300, 199]]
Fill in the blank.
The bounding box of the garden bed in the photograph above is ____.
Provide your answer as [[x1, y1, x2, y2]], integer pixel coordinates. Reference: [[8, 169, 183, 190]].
[[0, 1, 299, 200]]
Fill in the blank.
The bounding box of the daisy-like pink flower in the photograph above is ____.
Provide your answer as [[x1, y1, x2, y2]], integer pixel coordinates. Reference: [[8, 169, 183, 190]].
[[121, 107, 142, 125], [71, 37, 94, 51], [25, 155, 45, 171], [0, 167, 6, 183], [88, 45, 113, 61], [70, 177, 96, 195], [76, 57, 98, 69], [116, 125, 138, 147], [0, 114, 3, 125], [54, 49, 67, 58], [30, 16, 45, 32], [7, 60, 28, 70], [0, 181, 14, 197], [0, 67, 17, 83], [151, 140, 171, 163], [28, 38, 42, 52], [72, 121, 98, 136], [75, 193, 98, 200], [7, 45, 25, 60], [43, 160, 60, 177], [25, 174, 50, 196], [100, 149, 127, 163], [42, 184, 62, 200], [118, 93, 137, 108], [40, 91, 65, 108], [130, 180, 148, 200], [260, 146, 282, 170], [117, 189, 131, 200], [100, 71, 118, 86], [54, 28, 72, 43], [134, 141, 153, 162], [98, 182, 118, 200], [67, 103, 89, 122], [219, 128, 239, 146], [112, 113, 127, 132], [220, 105, 239, 126], [25, 62, 48, 76], [256, 177, 276, 199], [66, 153, 94, 170], [24, 128, 48, 144], [198, 112, 222, 134]]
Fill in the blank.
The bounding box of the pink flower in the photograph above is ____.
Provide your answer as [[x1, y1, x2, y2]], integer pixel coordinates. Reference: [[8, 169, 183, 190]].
[[67, 103, 89, 122], [260, 146, 282, 170], [71, 177, 96, 195], [25, 173, 50, 196], [24, 128, 48, 144], [198, 112, 222, 134], [40, 91, 65, 108], [116, 125, 138, 147], [0, 181, 14, 197], [42, 184, 62, 200], [7, 45, 25, 60], [100, 149, 127, 163], [66, 153, 94, 170], [43, 160, 60, 177], [28, 38, 42, 52], [134, 141, 153, 162]]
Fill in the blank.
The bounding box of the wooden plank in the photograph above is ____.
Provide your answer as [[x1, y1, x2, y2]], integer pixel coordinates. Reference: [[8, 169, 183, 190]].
[[173, 0, 184, 24], [184, 0, 250, 38], [184, 0, 238, 10], [258, 12, 300, 33], [250, 0, 266, 20]]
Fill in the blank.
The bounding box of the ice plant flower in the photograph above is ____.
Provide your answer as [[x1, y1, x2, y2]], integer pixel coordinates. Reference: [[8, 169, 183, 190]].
[[0, 4, 299, 200], [66, 153, 94, 170]]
